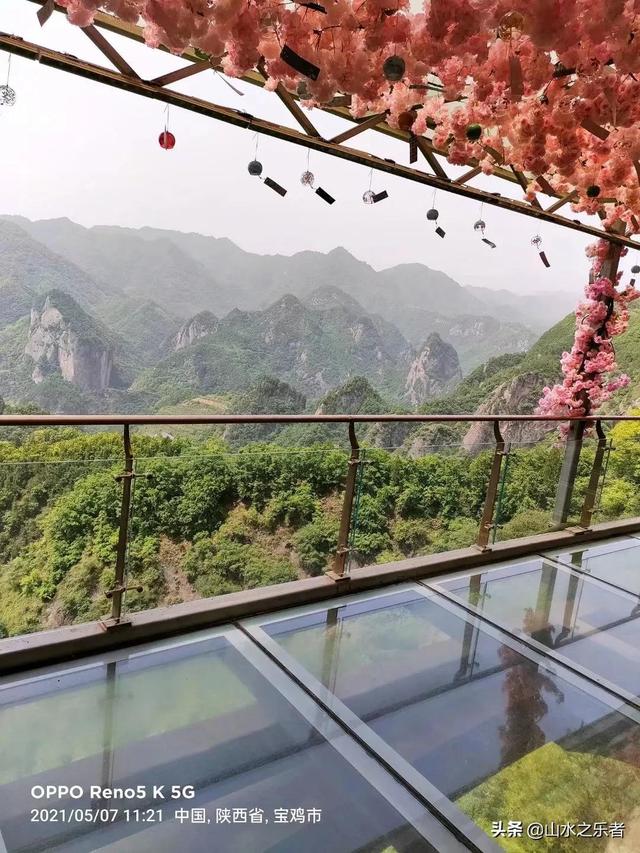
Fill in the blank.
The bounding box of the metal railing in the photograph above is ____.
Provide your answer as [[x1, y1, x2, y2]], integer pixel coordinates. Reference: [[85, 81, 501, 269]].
[[1, 412, 637, 628]]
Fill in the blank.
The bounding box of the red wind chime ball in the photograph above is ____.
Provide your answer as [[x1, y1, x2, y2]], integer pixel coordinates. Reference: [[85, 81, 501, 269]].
[[158, 131, 176, 150]]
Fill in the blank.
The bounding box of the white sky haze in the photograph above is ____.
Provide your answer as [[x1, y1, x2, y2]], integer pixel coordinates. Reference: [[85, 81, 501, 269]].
[[0, 0, 632, 299]]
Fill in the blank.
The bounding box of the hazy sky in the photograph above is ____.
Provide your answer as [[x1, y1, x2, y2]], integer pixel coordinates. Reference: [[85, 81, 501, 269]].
[[0, 0, 625, 296]]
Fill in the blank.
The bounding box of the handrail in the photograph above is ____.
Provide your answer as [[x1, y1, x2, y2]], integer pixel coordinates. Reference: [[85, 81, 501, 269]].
[[1, 411, 637, 624], [0, 413, 639, 426]]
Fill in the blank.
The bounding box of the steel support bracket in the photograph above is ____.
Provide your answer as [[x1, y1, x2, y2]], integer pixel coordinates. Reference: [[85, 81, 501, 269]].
[[324, 569, 351, 583], [99, 617, 133, 631]]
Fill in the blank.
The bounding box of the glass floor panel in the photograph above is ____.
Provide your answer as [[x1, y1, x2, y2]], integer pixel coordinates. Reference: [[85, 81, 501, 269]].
[[248, 586, 640, 853], [431, 557, 640, 700], [0, 626, 456, 853], [544, 536, 640, 596]]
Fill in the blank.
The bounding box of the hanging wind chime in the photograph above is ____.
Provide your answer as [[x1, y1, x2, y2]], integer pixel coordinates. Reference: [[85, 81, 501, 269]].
[[531, 234, 550, 267], [474, 204, 496, 248], [246, 133, 287, 196], [300, 152, 335, 204], [158, 105, 175, 149], [426, 190, 446, 238], [0, 55, 16, 107], [362, 168, 388, 204]]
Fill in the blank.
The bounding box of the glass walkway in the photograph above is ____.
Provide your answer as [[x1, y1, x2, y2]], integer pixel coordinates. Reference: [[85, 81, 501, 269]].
[[3, 535, 640, 852]]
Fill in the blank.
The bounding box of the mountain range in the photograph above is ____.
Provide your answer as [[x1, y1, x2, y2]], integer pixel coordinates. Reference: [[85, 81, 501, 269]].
[[0, 216, 581, 415]]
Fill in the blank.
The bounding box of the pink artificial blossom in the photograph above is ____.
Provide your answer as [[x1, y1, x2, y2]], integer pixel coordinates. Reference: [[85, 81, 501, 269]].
[[537, 239, 639, 427], [53, 0, 640, 231]]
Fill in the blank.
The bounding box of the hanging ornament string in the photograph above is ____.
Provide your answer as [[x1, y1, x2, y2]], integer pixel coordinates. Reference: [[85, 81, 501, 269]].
[[426, 188, 445, 237], [362, 168, 375, 204], [158, 103, 175, 149], [301, 148, 315, 186], [474, 202, 496, 248], [248, 131, 263, 176], [0, 54, 16, 107]]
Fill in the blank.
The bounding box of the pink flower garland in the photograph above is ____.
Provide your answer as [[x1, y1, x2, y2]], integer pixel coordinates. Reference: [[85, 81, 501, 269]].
[[55, 1, 640, 230], [537, 239, 639, 424]]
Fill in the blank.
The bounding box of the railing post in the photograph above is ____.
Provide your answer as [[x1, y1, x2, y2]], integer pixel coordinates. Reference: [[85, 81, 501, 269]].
[[577, 419, 608, 529], [476, 421, 506, 551], [552, 419, 585, 525], [327, 421, 359, 581], [104, 424, 141, 627]]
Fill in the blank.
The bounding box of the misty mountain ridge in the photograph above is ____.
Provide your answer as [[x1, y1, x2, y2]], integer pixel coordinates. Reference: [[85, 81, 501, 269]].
[[0, 215, 576, 416], [2, 216, 574, 366]]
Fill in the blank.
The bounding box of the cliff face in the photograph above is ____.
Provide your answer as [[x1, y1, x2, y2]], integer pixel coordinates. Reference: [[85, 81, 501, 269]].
[[174, 310, 218, 351], [404, 333, 462, 406], [25, 292, 113, 393], [462, 372, 552, 453]]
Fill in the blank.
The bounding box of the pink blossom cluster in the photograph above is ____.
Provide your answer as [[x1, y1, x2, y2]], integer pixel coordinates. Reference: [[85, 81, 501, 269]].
[[57, 1, 640, 228], [538, 239, 639, 423]]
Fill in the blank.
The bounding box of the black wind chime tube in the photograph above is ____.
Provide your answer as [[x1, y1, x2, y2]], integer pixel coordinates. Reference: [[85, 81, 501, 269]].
[[315, 187, 335, 204], [532, 234, 550, 267], [264, 177, 288, 197], [280, 45, 320, 80]]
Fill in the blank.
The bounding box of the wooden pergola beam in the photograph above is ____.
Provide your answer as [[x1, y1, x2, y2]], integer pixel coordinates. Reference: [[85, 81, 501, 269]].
[[26, 0, 526, 190], [416, 137, 449, 180], [546, 191, 578, 213], [151, 59, 213, 87], [510, 165, 542, 209], [329, 112, 388, 144], [256, 59, 319, 137], [456, 166, 482, 185], [82, 23, 138, 79], [2, 31, 637, 252]]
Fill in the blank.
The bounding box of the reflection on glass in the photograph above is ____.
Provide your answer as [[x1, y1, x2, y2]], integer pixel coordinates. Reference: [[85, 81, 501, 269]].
[[438, 558, 640, 697], [0, 632, 429, 853], [547, 537, 640, 597], [264, 589, 640, 851]]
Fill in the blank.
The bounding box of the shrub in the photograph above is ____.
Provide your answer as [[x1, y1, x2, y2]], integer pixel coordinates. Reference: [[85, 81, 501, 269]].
[[293, 515, 339, 575]]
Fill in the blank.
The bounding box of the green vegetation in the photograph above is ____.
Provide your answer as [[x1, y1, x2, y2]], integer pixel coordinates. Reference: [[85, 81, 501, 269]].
[[1, 412, 636, 638], [458, 742, 640, 852]]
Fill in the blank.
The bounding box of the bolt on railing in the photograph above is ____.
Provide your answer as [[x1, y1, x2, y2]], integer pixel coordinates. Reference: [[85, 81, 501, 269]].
[[0, 412, 634, 607]]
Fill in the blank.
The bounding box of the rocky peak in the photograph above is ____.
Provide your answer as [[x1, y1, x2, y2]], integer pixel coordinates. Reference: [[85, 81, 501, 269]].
[[303, 285, 365, 315], [315, 376, 385, 415], [462, 372, 552, 453], [404, 333, 462, 407], [25, 290, 113, 393], [174, 310, 218, 351]]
